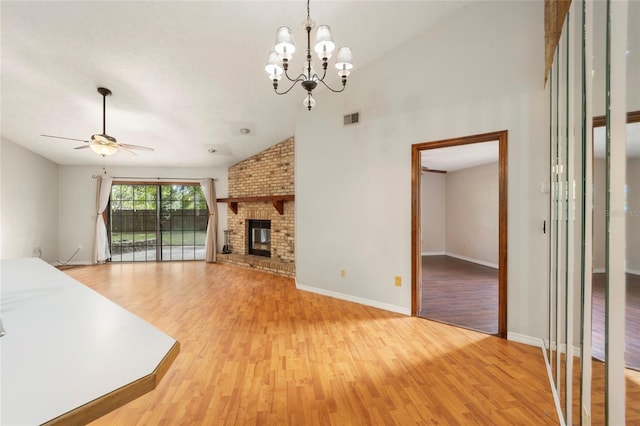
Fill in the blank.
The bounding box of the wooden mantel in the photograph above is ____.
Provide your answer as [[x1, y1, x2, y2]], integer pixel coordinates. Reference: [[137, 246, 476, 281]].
[[216, 195, 295, 215]]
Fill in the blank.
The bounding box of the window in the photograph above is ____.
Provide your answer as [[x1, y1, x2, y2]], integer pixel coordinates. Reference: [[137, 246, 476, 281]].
[[108, 184, 208, 262]]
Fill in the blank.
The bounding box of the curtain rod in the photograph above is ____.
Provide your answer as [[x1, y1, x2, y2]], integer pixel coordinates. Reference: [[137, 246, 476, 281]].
[[92, 175, 218, 181]]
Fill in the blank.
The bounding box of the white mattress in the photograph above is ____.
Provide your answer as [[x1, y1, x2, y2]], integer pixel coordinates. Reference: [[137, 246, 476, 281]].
[[1, 258, 176, 425]]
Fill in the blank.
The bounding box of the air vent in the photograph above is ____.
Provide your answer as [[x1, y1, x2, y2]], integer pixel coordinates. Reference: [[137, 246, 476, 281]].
[[343, 112, 360, 126]]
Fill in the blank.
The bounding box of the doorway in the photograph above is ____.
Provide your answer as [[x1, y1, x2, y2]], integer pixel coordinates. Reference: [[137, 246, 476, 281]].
[[411, 130, 508, 337]]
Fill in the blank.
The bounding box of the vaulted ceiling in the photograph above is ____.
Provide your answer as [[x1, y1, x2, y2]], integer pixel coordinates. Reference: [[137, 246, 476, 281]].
[[1, 1, 470, 168]]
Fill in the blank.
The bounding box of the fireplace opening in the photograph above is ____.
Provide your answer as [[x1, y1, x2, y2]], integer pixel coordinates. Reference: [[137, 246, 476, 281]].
[[247, 220, 271, 257]]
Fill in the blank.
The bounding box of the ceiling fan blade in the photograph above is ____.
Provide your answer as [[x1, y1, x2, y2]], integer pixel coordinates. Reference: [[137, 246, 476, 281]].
[[41, 134, 89, 143], [121, 146, 138, 156], [120, 143, 154, 152], [73, 145, 91, 150]]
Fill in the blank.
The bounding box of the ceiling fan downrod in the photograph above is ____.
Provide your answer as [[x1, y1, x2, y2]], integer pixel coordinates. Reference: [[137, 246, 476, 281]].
[[97, 87, 111, 135]]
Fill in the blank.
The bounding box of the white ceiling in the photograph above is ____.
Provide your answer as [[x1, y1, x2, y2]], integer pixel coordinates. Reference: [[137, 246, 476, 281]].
[[1, 1, 470, 168], [421, 140, 498, 172]]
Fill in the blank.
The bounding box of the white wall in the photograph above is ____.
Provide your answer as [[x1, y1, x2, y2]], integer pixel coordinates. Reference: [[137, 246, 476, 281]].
[[420, 173, 445, 254], [295, 1, 549, 338], [445, 162, 498, 267], [1, 137, 59, 262], [58, 165, 228, 264]]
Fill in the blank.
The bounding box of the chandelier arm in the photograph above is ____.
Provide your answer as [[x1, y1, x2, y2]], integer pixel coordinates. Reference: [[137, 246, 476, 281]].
[[318, 78, 347, 93], [315, 66, 328, 83], [283, 69, 306, 83], [274, 78, 306, 95]]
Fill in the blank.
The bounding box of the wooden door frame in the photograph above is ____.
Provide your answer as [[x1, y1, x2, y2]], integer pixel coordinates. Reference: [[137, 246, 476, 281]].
[[411, 130, 508, 338]]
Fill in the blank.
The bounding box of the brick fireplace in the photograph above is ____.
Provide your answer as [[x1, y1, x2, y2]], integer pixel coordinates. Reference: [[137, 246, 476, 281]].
[[218, 137, 295, 277]]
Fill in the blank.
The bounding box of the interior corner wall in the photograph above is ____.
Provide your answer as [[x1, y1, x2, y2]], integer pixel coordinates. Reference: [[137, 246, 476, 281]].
[[0, 137, 59, 262], [420, 173, 446, 254], [445, 162, 499, 267], [295, 0, 549, 338], [58, 165, 228, 264]]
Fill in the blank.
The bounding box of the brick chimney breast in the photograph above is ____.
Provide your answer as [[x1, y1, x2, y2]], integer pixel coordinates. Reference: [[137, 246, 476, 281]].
[[221, 137, 295, 277]]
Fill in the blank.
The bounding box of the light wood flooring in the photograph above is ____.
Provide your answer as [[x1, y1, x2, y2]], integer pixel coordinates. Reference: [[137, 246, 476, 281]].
[[62, 262, 557, 425], [420, 255, 498, 335]]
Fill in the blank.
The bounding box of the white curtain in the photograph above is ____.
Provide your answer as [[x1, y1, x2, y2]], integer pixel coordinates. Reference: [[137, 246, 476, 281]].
[[93, 176, 113, 263], [200, 178, 218, 262]]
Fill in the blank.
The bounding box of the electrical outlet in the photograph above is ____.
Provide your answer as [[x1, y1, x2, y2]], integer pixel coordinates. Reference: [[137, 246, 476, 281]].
[[32, 247, 41, 257], [340, 269, 346, 278], [395, 276, 402, 287], [78, 244, 83, 251]]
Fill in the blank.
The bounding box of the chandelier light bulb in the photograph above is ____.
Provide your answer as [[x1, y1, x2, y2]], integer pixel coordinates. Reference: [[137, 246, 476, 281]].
[[265, 51, 284, 77], [334, 47, 354, 71], [337, 68, 351, 78], [314, 25, 335, 59], [274, 26, 295, 60]]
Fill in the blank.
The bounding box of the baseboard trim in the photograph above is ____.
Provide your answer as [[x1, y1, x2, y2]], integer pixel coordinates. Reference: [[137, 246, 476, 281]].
[[507, 332, 543, 347], [446, 252, 498, 269], [421, 251, 446, 256], [295, 280, 411, 316], [52, 260, 93, 266], [511, 333, 581, 357], [542, 340, 582, 358]]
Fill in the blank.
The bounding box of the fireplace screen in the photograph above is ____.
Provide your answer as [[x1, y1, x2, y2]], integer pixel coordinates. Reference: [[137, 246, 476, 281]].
[[247, 220, 271, 257]]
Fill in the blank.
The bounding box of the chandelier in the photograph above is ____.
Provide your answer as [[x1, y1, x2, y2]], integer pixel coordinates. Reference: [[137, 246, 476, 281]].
[[264, 0, 354, 110]]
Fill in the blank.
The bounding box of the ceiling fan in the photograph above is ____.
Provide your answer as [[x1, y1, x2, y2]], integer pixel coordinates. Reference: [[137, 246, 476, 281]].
[[41, 87, 154, 157]]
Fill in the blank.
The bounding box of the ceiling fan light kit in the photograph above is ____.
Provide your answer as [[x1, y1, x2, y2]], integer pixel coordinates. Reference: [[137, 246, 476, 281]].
[[265, 0, 354, 111], [89, 138, 119, 157], [41, 87, 154, 157]]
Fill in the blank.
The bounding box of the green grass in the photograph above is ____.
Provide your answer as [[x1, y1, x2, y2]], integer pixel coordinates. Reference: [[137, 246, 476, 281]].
[[111, 231, 206, 245]]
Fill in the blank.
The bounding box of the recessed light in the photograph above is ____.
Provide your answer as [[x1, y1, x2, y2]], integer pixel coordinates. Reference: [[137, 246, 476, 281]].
[[240, 128, 251, 135]]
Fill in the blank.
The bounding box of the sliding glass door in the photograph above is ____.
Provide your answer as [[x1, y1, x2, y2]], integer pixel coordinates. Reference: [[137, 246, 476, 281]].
[[108, 183, 208, 262]]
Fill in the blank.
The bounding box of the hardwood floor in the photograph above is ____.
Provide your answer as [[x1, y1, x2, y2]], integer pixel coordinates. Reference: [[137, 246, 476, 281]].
[[420, 255, 498, 334], [592, 273, 640, 369], [63, 262, 558, 425]]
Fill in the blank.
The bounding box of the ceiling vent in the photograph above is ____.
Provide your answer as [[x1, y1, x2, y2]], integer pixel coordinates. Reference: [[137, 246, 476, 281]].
[[343, 112, 360, 126]]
